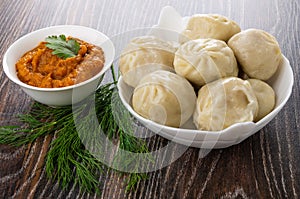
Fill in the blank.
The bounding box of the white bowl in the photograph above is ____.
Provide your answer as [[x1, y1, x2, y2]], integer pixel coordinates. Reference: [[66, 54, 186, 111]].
[[118, 55, 293, 148], [3, 25, 115, 106], [117, 6, 294, 148]]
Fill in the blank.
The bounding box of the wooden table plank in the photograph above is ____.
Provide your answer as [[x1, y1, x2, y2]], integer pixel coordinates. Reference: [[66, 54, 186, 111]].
[[1, 0, 299, 198]]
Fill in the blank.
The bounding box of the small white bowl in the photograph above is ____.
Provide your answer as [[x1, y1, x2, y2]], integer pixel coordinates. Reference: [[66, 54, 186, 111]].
[[3, 25, 115, 106], [117, 6, 294, 148]]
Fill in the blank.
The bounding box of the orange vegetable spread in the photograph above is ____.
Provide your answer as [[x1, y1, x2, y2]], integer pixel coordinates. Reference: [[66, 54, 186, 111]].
[[16, 37, 105, 88]]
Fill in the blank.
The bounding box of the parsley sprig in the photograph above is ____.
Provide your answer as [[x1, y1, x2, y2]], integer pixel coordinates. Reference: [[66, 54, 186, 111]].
[[45, 35, 80, 59]]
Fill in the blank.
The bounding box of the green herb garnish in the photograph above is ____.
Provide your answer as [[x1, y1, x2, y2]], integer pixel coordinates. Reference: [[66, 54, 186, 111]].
[[45, 34, 80, 59], [0, 66, 149, 195]]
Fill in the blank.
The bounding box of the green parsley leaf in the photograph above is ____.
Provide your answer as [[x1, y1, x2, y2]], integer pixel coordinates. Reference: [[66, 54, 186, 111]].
[[45, 35, 80, 59]]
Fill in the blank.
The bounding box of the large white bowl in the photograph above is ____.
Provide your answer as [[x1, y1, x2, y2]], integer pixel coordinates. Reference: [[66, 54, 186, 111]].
[[117, 6, 294, 148], [118, 55, 293, 148], [3, 25, 115, 106]]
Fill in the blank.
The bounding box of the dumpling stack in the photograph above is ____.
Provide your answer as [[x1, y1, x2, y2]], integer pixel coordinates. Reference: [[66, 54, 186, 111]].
[[119, 36, 195, 128], [119, 13, 281, 131]]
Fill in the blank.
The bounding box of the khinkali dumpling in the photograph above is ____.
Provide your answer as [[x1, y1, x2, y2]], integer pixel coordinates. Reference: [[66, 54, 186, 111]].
[[193, 77, 258, 131], [174, 38, 238, 87], [228, 29, 282, 80], [247, 79, 276, 121], [132, 70, 196, 128], [180, 14, 241, 43], [119, 36, 176, 87]]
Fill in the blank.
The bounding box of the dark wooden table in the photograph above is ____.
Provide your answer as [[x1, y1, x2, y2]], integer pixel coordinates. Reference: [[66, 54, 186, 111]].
[[1, 0, 299, 198]]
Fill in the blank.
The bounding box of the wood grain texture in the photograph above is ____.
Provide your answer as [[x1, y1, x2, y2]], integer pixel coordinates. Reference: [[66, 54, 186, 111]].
[[0, 0, 299, 198]]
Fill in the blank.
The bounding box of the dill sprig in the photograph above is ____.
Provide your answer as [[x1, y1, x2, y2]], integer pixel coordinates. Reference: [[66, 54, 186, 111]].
[[0, 66, 149, 194]]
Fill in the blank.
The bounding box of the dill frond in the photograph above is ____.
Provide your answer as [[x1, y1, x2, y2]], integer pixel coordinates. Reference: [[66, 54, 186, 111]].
[[0, 66, 150, 195]]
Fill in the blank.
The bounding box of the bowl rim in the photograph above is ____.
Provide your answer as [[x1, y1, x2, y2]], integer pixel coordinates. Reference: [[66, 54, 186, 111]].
[[3, 25, 115, 91]]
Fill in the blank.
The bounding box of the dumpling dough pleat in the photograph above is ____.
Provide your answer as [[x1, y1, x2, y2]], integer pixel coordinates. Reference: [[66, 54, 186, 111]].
[[119, 36, 176, 87], [132, 70, 196, 128], [228, 29, 282, 80], [247, 79, 276, 121], [174, 38, 238, 87], [193, 77, 258, 131], [180, 14, 241, 43]]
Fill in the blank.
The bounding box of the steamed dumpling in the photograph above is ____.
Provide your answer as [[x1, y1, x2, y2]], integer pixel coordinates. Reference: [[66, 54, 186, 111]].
[[228, 29, 282, 80], [132, 70, 196, 128], [119, 36, 176, 87], [174, 38, 238, 87], [180, 14, 241, 43], [193, 77, 258, 131], [247, 79, 276, 121]]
